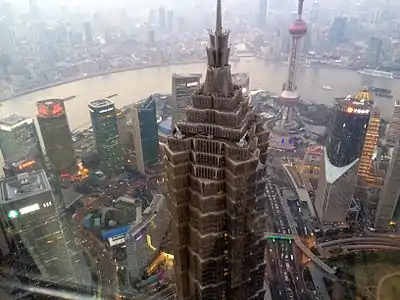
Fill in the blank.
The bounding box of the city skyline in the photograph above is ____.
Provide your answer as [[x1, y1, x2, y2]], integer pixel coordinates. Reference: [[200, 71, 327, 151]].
[[2, 0, 400, 299]]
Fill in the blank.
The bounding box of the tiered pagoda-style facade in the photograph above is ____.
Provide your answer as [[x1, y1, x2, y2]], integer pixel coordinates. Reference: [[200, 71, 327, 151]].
[[163, 1, 270, 299]]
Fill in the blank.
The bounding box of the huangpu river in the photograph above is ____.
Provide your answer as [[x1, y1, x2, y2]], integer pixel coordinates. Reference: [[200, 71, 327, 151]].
[[1, 57, 398, 130]]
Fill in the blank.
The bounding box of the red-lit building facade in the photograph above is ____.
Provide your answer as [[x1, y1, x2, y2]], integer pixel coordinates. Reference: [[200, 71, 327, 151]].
[[36, 99, 76, 175]]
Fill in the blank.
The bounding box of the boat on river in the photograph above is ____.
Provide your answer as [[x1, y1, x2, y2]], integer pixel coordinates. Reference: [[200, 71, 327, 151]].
[[322, 85, 334, 91]]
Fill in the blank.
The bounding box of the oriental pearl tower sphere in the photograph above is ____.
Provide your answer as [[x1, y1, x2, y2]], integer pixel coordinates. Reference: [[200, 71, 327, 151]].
[[277, 0, 308, 131]]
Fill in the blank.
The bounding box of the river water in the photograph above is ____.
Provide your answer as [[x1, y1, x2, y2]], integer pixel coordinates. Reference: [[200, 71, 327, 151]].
[[1, 57, 397, 130]]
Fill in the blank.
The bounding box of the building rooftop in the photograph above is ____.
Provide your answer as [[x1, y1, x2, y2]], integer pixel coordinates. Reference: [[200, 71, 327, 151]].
[[0, 170, 51, 203], [158, 117, 172, 135], [89, 98, 114, 108], [125, 194, 166, 238], [114, 196, 141, 210], [395, 100, 400, 107], [336, 91, 373, 108], [306, 145, 324, 156], [136, 95, 155, 110], [353, 87, 374, 104], [0, 114, 32, 131], [172, 73, 202, 80]]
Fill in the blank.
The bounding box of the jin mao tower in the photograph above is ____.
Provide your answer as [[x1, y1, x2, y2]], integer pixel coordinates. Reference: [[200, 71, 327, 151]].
[[163, 1, 269, 299]]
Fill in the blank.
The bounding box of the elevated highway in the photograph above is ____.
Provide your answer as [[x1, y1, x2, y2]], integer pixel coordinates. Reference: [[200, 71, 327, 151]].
[[319, 237, 400, 248], [274, 185, 336, 275]]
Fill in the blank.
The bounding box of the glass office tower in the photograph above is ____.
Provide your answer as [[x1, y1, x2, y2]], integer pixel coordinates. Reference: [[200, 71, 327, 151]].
[[316, 94, 371, 222], [0, 114, 43, 174], [131, 96, 159, 174], [0, 170, 90, 286], [88, 98, 125, 176]]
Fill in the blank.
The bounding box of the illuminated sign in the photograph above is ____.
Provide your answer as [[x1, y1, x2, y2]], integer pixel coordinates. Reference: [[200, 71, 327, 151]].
[[187, 82, 199, 87], [19, 203, 40, 215], [108, 234, 125, 247], [344, 106, 370, 115], [98, 107, 114, 114], [7, 210, 19, 219], [43, 201, 52, 208], [17, 160, 35, 170], [37, 101, 65, 118]]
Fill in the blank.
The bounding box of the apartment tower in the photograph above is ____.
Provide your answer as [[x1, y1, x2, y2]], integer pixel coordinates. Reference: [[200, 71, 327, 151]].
[[163, 1, 269, 299]]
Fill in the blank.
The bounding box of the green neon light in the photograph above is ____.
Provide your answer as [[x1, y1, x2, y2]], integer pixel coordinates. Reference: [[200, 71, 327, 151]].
[[7, 210, 19, 219]]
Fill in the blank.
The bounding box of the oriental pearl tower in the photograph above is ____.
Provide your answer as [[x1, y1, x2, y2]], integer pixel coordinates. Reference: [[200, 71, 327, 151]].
[[277, 0, 307, 131]]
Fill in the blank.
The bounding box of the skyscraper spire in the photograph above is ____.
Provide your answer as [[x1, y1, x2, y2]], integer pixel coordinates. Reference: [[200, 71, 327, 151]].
[[216, 0, 222, 36], [297, 0, 305, 19], [204, 0, 232, 95], [215, 0, 222, 66]]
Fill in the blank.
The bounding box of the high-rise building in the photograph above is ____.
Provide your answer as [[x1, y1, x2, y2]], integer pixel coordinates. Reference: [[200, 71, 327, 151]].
[[36, 99, 76, 175], [315, 94, 371, 223], [130, 96, 159, 174], [309, 0, 319, 24], [83, 22, 93, 43], [375, 138, 400, 228], [167, 9, 174, 30], [171, 73, 202, 127], [357, 88, 380, 185], [259, 0, 267, 28], [147, 28, 155, 46], [29, 0, 40, 19], [389, 40, 400, 63], [278, 0, 307, 130], [366, 37, 382, 65], [89, 98, 125, 176], [116, 108, 134, 151], [0, 114, 43, 174], [126, 194, 170, 282], [163, 1, 269, 298], [0, 170, 90, 286], [385, 100, 400, 146], [159, 7, 166, 30], [329, 17, 348, 45]]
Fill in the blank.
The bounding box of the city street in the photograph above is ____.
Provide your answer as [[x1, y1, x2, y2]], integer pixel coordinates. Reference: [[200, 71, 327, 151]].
[[265, 176, 309, 300]]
